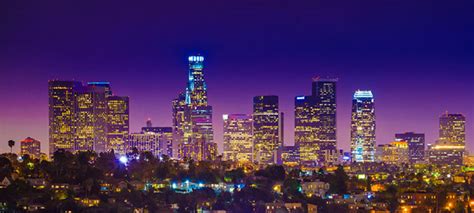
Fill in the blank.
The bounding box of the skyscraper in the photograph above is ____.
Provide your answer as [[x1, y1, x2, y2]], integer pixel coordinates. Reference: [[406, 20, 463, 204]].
[[87, 82, 112, 154], [439, 113, 466, 147], [125, 133, 161, 157], [395, 132, 425, 163], [106, 96, 129, 155], [174, 55, 216, 161], [427, 113, 466, 165], [350, 90, 376, 163], [75, 86, 95, 152], [20, 137, 41, 159], [223, 114, 253, 162], [48, 80, 82, 156], [294, 95, 318, 166], [312, 78, 337, 163], [253, 95, 280, 165], [142, 127, 173, 157], [172, 93, 191, 159]]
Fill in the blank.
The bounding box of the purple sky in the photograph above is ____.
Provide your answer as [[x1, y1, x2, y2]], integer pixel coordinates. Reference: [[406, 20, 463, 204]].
[[1, 0, 473, 154]]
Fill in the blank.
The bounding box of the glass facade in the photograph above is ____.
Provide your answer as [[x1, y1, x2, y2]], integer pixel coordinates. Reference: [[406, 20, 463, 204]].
[[350, 90, 376, 162]]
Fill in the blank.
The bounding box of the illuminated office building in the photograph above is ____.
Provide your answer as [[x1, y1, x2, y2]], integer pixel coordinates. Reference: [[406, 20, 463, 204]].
[[172, 93, 191, 159], [350, 90, 376, 162], [106, 96, 129, 155], [375, 140, 409, 165], [294, 95, 318, 166], [75, 87, 95, 151], [48, 80, 82, 155], [142, 127, 173, 157], [20, 137, 41, 159], [74, 82, 112, 153], [174, 55, 216, 161], [86, 82, 112, 154], [275, 146, 300, 167], [428, 113, 466, 165], [427, 143, 464, 165], [223, 114, 253, 162], [312, 78, 337, 163], [253, 95, 281, 165], [439, 113, 466, 147], [395, 132, 425, 163], [125, 133, 161, 156]]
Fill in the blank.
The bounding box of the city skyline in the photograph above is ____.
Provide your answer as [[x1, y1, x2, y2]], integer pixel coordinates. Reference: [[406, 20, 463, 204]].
[[1, 0, 473, 155]]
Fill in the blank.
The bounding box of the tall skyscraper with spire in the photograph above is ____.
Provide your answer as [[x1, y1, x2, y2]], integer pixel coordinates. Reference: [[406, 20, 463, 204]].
[[350, 90, 376, 162], [174, 55, 216, 161]]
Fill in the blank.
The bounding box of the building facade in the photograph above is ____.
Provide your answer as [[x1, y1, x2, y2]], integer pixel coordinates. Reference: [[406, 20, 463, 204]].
[[253, 95, 281, 165], [428, 113, 466, 165], [141, 127, 173, 157], [312, 78, 337, 163], [294, 95, 318, 166], [350, 90, 376, 163], [20, 137, 41, 159], [439, 113, 466, 147], [125, 133, 161, 157], [395, 132, 425, 163], [376, 140, 409, 165], [106, 96, 130, 155], [223, 114, 253, 162]]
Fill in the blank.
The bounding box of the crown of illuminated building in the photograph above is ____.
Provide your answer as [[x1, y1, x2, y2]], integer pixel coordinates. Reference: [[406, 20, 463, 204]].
[[353, 90, 373, 99]]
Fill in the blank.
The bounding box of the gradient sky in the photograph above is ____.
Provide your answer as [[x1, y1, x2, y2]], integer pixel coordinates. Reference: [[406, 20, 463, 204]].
[[1, 0, 473, 154]]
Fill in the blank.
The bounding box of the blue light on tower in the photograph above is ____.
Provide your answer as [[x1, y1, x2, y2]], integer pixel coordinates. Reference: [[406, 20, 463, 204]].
[[296, 96, 305, 100]]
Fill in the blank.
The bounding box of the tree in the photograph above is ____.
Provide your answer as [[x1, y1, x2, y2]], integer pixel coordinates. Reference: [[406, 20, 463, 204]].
[[8, 140, 15, 153], [328, 165, 348, 195]]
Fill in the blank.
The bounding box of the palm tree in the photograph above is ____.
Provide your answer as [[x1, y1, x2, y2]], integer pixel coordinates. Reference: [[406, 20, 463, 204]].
[[8, 140, 15, 153]]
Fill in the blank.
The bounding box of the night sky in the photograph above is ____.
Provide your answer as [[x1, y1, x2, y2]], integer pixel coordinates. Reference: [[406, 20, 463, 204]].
[[1, 0, 473, 154]]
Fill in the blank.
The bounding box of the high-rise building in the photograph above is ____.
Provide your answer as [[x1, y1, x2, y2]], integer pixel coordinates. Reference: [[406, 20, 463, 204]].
[[106, 96, 129, 155], [439, 113, 466, 147], [20, 137, 41, 159], [312, 78, 337, 163], [395, 132, 425, 163], [253, 95, 280, 165], [186, 55, 208, 107], [375, 140, 409, 165], [142, 127, 173, 157], [86, 82, 112, 154], [350, 90, 376, 163], [223, 114, 253, 162], [125, 133, 161, 157], [172, 93, 191, 159], [294, 95, 318, 166], [428, 113, 466, 165], [48, 80, 82, 156], [174, 55, 216, 161]]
